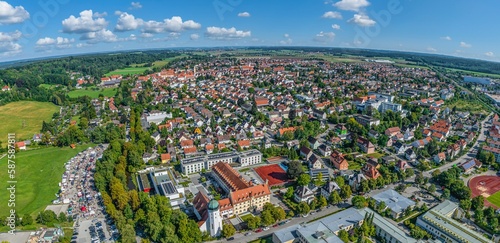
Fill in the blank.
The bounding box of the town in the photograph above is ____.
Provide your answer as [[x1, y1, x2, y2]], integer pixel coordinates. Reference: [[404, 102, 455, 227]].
[[2, 50, 500, 243]]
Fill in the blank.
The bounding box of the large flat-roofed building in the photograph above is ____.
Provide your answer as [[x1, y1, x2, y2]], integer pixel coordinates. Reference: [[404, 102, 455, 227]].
[[416, 200, 490, 243], [372, 189, 415, 219], [239, 149, 263, 167], [272, 208, 364, 243], [355, 115, 380, 127], [360, 208, 416, 243], [136, 167, 184, 207], [181, 149, 262, 175]]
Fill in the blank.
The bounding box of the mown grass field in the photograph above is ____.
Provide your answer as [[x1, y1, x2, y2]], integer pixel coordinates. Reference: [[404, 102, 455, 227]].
[[105, 66, 150, 76], [0, 144, 94, 217], [487, 190, 500, 208], [0, 101, 58, 144], [67, 87, 117, 98]]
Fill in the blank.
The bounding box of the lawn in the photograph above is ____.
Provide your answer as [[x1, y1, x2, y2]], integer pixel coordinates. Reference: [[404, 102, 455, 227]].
[[487, 191, 500, 208], [0, 144, 94, 217], [105, 66, 150, 76], [348, 160, 363, 170], [366, 152, 384, 159], [0, 101, 59, 144], [67, 87, 117, 99]]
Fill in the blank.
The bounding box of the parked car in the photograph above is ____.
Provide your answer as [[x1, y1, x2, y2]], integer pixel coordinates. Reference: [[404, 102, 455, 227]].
[[255, 228, 263, 233], [245, 232, 252, 236]]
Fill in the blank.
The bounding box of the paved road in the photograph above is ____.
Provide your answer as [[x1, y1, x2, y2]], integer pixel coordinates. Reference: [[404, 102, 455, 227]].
[[424, 113, 491, 177]]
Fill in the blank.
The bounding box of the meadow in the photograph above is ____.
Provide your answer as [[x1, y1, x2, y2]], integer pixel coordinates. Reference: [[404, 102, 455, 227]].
[[0, 144, 93, 217], [0, 101, 59, 144]]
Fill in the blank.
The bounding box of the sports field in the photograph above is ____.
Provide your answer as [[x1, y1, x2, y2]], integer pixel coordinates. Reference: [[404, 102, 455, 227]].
[[67, 88, 117, 98], [487, 191, 500, 208], [0, 144, 93, 217], [0, 101, 59, 144], [469, 175, 500, 208], [254, 164, 288, 186]]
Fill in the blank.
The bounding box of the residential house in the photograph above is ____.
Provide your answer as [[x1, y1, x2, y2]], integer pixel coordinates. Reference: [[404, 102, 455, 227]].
[[294, 186, 316, 203], [362, 161, 380, 179], [405, 149, 417, 161], [308, 155, 323, 169], [320, 179, 340, 199], [237, 139, 251, 149], [308, 136, 320, 149], [433, 152, 446, 164], [357, 137, 375, 154], [330, 150, 349, 170], [460, 159, 482, 173], [299, 146, 313, 160], [318, 144, 332, 157], [160, 153, 171, 163], [384, 127, 401, 137]]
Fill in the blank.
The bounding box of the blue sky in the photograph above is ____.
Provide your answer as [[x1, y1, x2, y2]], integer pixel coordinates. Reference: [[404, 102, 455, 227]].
[[0, 0, 498, 62]]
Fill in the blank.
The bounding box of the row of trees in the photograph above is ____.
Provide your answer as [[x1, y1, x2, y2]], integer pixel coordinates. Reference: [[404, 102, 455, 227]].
[[93, 106, 206, 243]]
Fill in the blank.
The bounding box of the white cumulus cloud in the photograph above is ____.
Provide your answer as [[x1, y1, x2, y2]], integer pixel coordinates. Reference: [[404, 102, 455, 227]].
[[485, 52, 494, 57], [35, 37, 74, 51], [115, 12, 143, 31], [205, 27, 251, 40], [130, 2, 142, 9], [237, 12, 251, 17], [0, 1, 30, 25], [322, 11, 342, 19], [460, 41, 471, 48], [62, 10, 108, 33], [0, 41, 21, 55], [331, 24, 341, 30], [348, 14, 376, 26], [0, 30, 21, 42], [142, 16, 201, 33], [440, 36, 452, 41], [81, 29, 118, 43], [334, 0, 370, 12], [0, 30, 22, 56], [36, 37, 74, 46], [190, 33, 200, 40], [313, 31, 335, 43]]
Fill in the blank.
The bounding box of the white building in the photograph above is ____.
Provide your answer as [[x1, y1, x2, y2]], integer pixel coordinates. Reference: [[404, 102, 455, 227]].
[[181, 150, 262, 175], [207, 199, 223, 237]]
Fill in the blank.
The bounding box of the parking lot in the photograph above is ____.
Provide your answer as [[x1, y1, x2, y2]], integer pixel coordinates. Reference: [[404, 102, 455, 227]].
[[73, 218, 117, 243]]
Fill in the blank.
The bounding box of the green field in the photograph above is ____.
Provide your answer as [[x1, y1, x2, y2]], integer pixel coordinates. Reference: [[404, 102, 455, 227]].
[[0, 101, 59, 144], [105, 66, 151, 76], [444, 99, 488, 114], [68, 88, 117, 98], [445, 68, 500, 79], [0, 144, 94, 217], [487, 190, 500, 208]]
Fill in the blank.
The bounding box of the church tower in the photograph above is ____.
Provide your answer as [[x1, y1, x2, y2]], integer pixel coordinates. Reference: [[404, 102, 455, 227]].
[[207, 199, 223, 237]]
